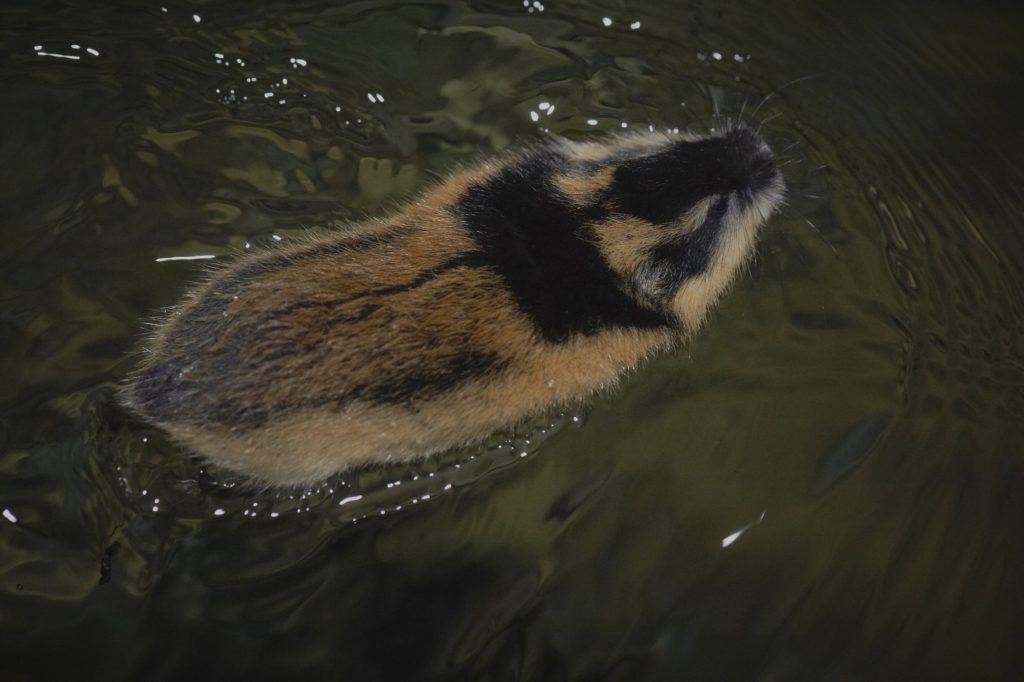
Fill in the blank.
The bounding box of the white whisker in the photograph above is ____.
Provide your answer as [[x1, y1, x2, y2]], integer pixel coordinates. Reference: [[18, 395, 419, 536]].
[[803, 217, 839, 257], [757, 111, 782, 133], [751, 73, 817, 121]]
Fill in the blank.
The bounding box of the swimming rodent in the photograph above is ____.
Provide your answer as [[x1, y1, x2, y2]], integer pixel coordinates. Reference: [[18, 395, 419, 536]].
[[121, 124, 785, 486]]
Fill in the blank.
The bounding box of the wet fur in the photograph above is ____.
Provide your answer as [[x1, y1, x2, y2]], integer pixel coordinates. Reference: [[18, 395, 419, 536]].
[[122, 124, 785, 486]]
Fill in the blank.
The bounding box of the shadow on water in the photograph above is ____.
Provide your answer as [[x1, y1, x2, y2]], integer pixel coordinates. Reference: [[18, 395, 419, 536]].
[[1, 0, 1024, 679]]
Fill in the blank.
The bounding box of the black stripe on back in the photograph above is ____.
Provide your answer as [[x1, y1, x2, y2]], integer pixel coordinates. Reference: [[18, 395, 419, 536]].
[[344, 350, 510, 408], [453, 149, 672, 342]]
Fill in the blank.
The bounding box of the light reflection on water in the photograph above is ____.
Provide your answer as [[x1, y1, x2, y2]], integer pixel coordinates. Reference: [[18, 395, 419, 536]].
[[1, 0, 1023, 679]]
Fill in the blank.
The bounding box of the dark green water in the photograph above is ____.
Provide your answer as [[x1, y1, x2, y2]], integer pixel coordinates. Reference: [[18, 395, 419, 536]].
[[2, 0, 1024, 679]]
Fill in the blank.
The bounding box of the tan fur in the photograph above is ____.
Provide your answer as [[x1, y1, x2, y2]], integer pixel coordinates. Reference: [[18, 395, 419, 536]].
[[123, 127, 784, 486], [554, 166, 616, 203], [670, 193, 777, 330], [562, 131, 698, 162]]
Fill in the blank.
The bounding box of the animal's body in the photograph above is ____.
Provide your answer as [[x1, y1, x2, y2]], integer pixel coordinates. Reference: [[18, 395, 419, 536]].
[[122, 124, 785, 486]]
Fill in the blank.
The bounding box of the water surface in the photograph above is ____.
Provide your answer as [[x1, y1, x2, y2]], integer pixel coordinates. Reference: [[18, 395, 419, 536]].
[[2, 0, 1023, 679]]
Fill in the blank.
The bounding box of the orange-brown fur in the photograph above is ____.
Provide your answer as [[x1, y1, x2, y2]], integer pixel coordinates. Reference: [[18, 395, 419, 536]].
[[123, 127, 784, 486]]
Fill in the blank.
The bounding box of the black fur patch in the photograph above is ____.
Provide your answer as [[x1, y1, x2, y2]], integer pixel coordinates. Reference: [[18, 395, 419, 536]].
[[606, 130, 773, 224], [131, 343, 508, 426], [345, 350, 510, 408], [607, 139, 734, 224], [129, 354, 260, 425], [454, 150, 672, 342], [648, 196, 728, 291]]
